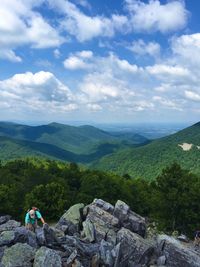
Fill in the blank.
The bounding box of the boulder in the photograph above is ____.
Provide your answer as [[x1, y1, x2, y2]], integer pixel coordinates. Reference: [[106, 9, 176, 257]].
[[0, 246, 6, 264], [114, 200, 146, 238], [92, 199, 114, 214], [86, 204, 119, 243], [116, 228, 155, 266], [35, 227, 46, 246], [81, 219, 95, 243], [14, 226, 38, 248], [57, 204, 84, 235], [33, 246, 62, 267], [1, 243, 36, 267], [157, 235, 200, 267], [0, 231, 15, 247], [0, 220, 21, 233], [99, 240, 114, 267], [0, 216, 11, 226]]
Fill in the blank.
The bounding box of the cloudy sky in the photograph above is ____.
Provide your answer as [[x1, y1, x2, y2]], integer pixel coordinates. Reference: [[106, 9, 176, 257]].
[[0, 0, 200, 124]]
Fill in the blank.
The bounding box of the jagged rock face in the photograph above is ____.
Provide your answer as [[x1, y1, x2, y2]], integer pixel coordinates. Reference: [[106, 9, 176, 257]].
[[0, 200, 200, 267], [116, 228, 155, 266], [114, 200, 146, 238], [56, 203, 84, 235], [157, 235, 200, 267]]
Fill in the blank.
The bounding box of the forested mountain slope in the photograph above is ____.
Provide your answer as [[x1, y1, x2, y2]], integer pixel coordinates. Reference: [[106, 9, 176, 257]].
[[92, 122, 200, 179]]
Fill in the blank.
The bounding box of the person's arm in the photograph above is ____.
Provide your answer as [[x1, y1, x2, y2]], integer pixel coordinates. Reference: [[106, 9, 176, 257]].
[[40, 217, 45, 224], [36, 210, 46, 224]]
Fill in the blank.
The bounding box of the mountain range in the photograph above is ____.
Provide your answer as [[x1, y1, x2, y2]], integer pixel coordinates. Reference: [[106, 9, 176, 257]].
[[0, 121, 199, 180], [92, 122, 200, 179], [0, 121, 148, 163]]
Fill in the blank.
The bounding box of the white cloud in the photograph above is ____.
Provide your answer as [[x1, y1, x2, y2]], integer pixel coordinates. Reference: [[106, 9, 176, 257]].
[[153, 96, 181, 110], [125, 0, 188, 33], [48, 0, 128, 42], [147, 64, 191, 81], [63, 50, 93, 70], [171, 33, 200, 65], [0, 49, 22, 62], [0, 0, 64, 62], [185, 91, 200, 102], [76, 50, 93, 58], [64, 56, 89, 70], [0, 71, 76, 114], [128, 39, 160, 57]]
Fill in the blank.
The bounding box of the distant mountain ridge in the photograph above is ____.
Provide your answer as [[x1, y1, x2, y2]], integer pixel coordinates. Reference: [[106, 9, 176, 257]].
[[92, 121, 200, 179], [0, 121, 148, 162]]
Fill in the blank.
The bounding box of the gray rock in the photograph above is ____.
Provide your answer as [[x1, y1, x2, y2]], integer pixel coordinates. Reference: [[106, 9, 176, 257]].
[[0, 247, 6, 263], [92, 199, 114, 214], [0, 216, 11, 226], [117, 228, 154, 266], [66, 249, 77, 265], [99, 240, 114, 267], [158, 235, 200, 267], [0, 231, 15, 246], [81, 218, 95, 242], [33, 246, 62, 267], [57, 204, 84, 235], [1, 243, 36, 267], [43, 224, 59, 245], [86, 204, 119, 243], [157, 255, 166, 265], [14, 226, 38, 248], [35, 227, 46, 246], [0, 220, 21, 233], [114, 200, 146, 238]]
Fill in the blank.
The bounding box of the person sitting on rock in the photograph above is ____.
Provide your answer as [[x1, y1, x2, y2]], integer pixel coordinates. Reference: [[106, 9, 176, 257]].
[[25, 207, 46, 232], [194, 230, 200, 247]]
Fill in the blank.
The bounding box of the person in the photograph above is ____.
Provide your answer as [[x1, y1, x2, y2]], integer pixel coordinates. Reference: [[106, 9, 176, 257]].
[[25, 207, 46, 232], [194, 230, 200, 247]]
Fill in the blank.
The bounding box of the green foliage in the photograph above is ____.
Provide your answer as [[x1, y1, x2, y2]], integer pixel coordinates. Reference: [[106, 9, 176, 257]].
[[0, 184, 18, 216], [24, 182, 70, 220], [0, 157, 199, 237], [151, 163, 200, 236]]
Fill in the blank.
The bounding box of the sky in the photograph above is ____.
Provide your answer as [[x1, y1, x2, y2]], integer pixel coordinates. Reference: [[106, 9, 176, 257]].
[[0, 0, 200, 124]]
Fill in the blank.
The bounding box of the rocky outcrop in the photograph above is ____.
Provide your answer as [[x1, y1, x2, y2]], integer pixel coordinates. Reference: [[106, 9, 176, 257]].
[[0, 199, 200, 267], [157, 235, 200, 267], [1, 243, 36, 267]]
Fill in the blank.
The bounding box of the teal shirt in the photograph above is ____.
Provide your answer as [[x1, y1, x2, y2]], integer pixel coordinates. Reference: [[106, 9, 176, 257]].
[[25, 210, 42, 224]]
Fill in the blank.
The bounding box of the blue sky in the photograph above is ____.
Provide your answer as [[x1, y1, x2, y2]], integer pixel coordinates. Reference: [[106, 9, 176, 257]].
[[0, 0, 200, 124]]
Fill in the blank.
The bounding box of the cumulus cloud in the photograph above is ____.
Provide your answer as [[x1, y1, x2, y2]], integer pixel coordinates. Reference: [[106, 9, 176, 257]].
[[128, 39, 160, 57], [0, 71, 76, 114], [63, 50, 93, 70], [0, 0, 64, 62], [48, 0, 128, 42], [171, 33, 200, 66], [125, 0, 188, 33]]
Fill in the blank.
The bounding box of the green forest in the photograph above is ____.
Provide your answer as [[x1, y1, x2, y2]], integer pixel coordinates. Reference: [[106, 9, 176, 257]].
[[0, 158, 199, 237]]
